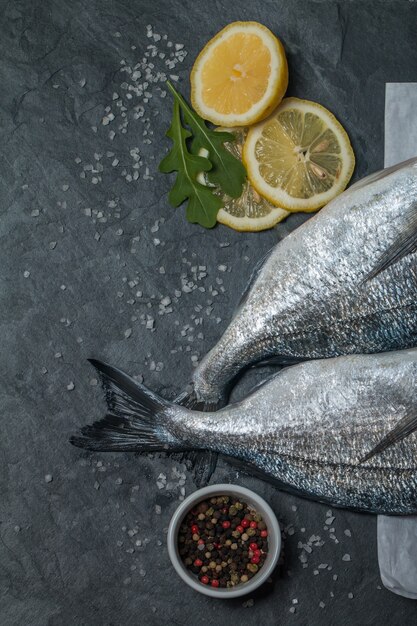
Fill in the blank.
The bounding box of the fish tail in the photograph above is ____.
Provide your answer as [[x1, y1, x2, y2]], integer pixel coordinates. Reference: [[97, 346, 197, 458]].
[[70, 359, 190, 453], [174, 387, 224, 487]]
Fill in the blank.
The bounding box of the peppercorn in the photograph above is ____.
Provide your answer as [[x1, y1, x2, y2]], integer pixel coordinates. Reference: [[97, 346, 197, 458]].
[[178, 494, 269, 589]]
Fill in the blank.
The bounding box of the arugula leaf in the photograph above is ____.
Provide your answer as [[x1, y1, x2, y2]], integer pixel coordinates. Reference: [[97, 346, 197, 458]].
[[159, 99, 223, 228], [166, 81, 246, 198]]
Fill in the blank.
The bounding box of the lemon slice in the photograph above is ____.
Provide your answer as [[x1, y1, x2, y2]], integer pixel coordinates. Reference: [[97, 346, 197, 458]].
[[243, 97, 355, 212], [198, 128, 289, 232], [191, 21, 288, 127]]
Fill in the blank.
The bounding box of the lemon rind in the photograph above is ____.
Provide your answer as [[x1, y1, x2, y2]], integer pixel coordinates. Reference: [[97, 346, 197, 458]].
[[217, 206, 289, 232]]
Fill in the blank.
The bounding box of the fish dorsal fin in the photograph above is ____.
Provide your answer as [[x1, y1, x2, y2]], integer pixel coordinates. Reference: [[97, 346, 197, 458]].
[[236, 246, 274, 310], [359, 408, 417, 464], [362, 201, 417, 283]]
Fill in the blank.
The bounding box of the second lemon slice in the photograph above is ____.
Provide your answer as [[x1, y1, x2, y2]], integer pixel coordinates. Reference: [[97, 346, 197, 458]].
[[198, 128, 289, 232], [191, 21, 288, 127], [243, 97, 355, 212]]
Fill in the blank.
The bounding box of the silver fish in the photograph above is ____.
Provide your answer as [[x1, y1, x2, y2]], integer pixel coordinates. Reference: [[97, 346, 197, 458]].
[[71, 350, 417, 514], [180, 158, 417, 412]]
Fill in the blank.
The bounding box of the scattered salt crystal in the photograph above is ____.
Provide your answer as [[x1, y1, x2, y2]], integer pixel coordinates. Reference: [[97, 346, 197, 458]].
[[67, 382, 75, 391], [44, 474, 53, 483], [342, 554, 351, 562], [115, 477, 123, 485], [319, 602, 325, 609], [155, 505, 161, 515], [23, 270, 30, 278], [344, 529, 352, 537], [124, 328, 132, 338], [348, 592, 354, 599], [62, 184, 69, 191]]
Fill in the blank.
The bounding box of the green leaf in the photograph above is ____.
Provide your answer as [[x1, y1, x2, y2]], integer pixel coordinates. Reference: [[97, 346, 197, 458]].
[[166, 82, 246, 198], [159, 99, 222, 228]]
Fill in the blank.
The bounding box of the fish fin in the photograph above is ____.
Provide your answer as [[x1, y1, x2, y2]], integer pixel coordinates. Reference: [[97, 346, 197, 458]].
[[236, 246, 274, 310], [179, 450, 219, 488], [174, 388, 222, 486], [70, 359, 189, 452], [359, 409, 417, 464], [251, 355, 305, 368], [174, 387, 222, 412], [361, 203, 417, 283]]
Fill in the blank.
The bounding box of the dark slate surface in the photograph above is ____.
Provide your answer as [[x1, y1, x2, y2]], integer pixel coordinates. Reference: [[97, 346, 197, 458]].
[[1, 0, 417, 624]]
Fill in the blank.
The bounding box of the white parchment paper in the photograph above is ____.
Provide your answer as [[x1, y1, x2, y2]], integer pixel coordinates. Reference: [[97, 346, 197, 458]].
[[377, 82, 417, 600]]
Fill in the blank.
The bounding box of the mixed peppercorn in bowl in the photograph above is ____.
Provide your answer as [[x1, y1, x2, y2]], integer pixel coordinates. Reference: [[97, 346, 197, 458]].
[[167, 484, 281, 598]]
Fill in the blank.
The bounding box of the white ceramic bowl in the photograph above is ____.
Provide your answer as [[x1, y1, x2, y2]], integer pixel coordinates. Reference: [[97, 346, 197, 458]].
[[167, 484, 281, 598]]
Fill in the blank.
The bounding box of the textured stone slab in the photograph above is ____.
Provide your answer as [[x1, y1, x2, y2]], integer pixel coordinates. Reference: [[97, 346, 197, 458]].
[[1, 1, 417, 624]]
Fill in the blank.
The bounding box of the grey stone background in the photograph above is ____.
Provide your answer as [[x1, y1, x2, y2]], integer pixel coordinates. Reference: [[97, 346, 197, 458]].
[[1, 0, 417, 624]]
